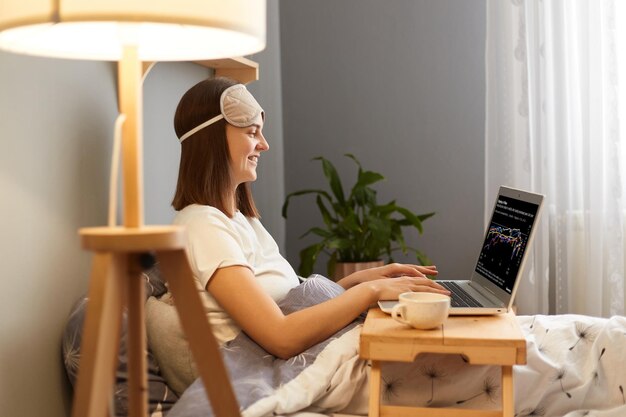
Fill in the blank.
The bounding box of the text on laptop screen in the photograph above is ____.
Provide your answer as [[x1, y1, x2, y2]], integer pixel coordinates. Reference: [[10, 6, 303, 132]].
[[475, 194, 540, 293]]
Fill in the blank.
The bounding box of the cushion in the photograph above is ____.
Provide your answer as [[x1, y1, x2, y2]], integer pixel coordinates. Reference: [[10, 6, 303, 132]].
[[62, 263, 179, 416], [146, 294, 197, 396]]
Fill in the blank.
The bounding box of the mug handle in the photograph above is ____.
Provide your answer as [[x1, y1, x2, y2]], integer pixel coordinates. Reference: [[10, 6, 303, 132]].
[[391, 304, 410, 325]]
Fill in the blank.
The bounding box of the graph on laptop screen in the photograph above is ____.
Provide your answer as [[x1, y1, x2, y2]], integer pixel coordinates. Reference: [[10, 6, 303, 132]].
[[476, 195, 540, 294]]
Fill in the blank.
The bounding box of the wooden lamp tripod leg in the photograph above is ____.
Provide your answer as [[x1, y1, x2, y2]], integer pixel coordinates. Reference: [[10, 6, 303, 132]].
[[157, 249, 241, 417], [72, 253, 127, 417], [71, 251, 152, 417], [126, 255, 148, 417]]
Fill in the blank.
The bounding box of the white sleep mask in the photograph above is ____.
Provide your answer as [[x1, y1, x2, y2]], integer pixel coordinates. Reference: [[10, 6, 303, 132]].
[[178, 84, 264, 143]]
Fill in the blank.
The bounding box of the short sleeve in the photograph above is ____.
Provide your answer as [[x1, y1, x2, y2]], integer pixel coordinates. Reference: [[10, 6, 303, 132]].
[[175, 206, 252, 290]]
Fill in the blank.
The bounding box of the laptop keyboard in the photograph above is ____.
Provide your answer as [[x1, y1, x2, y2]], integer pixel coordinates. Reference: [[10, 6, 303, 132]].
[[439, 281, 484, 308]]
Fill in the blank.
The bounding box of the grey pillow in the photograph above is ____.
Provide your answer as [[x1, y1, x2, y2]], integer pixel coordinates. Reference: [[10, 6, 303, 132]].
[[62, 264, 179, 416], [145, 295, 197, 396]]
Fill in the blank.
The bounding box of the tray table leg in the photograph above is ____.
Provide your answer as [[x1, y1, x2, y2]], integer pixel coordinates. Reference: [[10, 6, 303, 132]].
[[369, 361, 381, 417], [502, 365, 514, 417]]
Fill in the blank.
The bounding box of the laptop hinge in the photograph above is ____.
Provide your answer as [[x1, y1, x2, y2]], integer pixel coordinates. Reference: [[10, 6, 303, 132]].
[[469, 281, 505, 307]]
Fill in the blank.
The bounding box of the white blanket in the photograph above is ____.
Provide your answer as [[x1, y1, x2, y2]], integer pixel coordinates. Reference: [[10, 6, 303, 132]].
[[513, 314, 626, 416], [168, 278, 626, 417]]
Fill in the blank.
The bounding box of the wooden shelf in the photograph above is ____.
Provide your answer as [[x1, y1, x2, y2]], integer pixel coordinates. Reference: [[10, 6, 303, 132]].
[[140, 56, 259, 85], [194, 56, 259, 84]]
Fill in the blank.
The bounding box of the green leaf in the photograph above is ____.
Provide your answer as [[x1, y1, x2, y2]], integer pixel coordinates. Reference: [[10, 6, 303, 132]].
[[417, 212, 436, 222], [340, 211, 361, 233], [316, 195, 335, 227], [353, 187, 377, 206], [391, 223, 408, 254], [365, 216, 392, 259], [298, 244, 323, 277], [413, 248, 433, 269], [344, 153, 362, 171], [313, 156, 345, 205], [377, 200, 398, 216], [326, 238, 353, 250], [327, 252, 338, 279], [352, 187, 368, 206], [350, 171, 384, 204], [366, 215, 392, 239], [282, 189, 333, 218], [300, 227, 333, 239], [395, 207, 424, 234], [360, 188, 382, 205], [357, 170, 385, 187]]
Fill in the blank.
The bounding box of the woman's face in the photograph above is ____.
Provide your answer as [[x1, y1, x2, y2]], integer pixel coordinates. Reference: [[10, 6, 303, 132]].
[[226, 121, 269, 186]]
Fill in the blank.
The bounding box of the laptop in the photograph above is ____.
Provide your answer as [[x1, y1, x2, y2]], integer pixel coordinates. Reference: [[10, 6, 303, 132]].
[[379, 186, 544, 315]]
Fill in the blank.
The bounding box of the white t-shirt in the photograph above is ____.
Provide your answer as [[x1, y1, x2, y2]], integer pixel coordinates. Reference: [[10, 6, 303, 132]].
[[173, 204, 299, 345]]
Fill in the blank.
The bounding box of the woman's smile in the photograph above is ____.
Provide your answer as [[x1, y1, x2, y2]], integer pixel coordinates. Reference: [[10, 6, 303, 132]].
[[227, 123, 269, 186], [248, 154, 259, 165]]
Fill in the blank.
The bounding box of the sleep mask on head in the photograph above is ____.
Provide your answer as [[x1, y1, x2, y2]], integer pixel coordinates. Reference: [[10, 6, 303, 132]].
[[178, 83, 264, 143]]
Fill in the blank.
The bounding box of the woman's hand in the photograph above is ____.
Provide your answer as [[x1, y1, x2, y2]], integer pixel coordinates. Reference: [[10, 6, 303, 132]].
[[337, 263, 439, 289], [360, 275, 450, 301]]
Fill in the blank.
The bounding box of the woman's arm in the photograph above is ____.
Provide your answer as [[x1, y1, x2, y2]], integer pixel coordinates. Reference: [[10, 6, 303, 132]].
[[207, 265, 448, 359], [335, 263, 439, 289]]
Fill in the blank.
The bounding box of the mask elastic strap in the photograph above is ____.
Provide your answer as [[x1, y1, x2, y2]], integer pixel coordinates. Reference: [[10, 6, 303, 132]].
[[179, 114, 224, 143]]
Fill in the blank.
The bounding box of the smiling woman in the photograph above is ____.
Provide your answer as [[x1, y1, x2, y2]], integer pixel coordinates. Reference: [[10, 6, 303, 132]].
[[154, 76, 448, 393]]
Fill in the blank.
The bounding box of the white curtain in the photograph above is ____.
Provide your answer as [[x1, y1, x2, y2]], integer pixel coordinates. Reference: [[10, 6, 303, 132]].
[[485, 0, 626, 316]]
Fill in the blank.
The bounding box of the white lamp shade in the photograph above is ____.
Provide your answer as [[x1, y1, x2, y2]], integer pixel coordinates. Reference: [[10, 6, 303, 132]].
[[0, 0, 266, 61]]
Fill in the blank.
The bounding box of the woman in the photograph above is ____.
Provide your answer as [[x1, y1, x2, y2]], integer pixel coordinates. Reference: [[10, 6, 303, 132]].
[[159, 78, 622, 417], [171, 76, 449, 360]]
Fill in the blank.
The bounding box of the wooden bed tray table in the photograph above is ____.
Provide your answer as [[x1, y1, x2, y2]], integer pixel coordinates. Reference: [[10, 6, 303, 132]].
[[360, 308, 527, 417]]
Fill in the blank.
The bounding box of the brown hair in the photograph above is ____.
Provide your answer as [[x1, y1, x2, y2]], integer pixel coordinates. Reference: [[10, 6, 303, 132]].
[[172, 77, 259, 218]]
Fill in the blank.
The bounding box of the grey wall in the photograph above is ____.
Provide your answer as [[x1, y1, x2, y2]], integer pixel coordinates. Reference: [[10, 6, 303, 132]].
[[0, 52, 116, 415], [0, 2, 283, 416], [279, 0, 486, 279]]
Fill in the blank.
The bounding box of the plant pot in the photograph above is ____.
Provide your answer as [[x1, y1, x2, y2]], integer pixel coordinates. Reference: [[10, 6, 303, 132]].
[[332, 261, 385, 281]]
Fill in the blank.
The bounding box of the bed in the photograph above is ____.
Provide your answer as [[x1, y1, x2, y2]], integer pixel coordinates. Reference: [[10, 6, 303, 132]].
[[63, 272, 626, 417]]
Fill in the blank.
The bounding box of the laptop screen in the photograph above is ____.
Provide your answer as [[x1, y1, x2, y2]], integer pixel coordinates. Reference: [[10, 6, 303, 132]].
[[475, 194, 540, 294]]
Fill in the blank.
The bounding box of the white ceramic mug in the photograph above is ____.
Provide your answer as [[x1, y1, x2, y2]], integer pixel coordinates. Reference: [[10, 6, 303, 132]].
[[391, 292, 451, 330]]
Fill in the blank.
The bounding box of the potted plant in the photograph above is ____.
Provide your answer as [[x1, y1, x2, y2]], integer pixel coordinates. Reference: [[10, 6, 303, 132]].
[[282, 154, 435, 280]]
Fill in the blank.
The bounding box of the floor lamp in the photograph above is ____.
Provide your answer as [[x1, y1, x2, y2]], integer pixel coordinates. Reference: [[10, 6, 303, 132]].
[[0, 2, 266, 416]]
